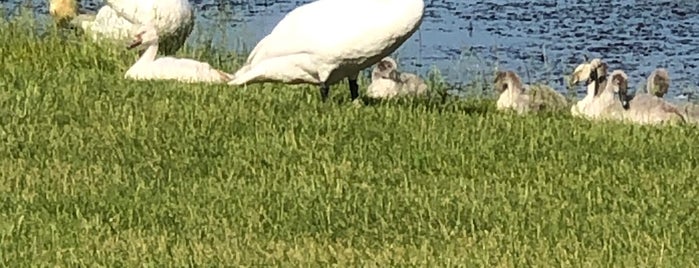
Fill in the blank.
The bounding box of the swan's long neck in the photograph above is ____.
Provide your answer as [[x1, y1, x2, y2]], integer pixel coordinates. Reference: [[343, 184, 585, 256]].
[[135, 43, 159, 65], [598, 80, 618, 103], [506, 78, 524, 97], [586, 82, 596, 98], [506, 82, 522, 99]]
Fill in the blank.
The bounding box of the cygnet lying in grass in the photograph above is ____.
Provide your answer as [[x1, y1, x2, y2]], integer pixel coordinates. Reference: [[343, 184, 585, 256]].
[[366, 57, 428, 99], [613, 69, 685, 125], [644, 68, 699, 124], [124, 24, 232, 84], [569, 59, 627, 121], [493, 70, 568, 114]]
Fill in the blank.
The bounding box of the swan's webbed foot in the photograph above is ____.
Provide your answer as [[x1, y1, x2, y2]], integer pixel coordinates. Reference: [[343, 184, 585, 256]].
[[349, 79, 359, 100], [319, 82, 330, 102]]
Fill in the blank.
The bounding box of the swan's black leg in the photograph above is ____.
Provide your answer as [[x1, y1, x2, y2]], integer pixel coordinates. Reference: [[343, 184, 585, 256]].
[[349, 79, 359, 100], [319, 82, 330, 102]]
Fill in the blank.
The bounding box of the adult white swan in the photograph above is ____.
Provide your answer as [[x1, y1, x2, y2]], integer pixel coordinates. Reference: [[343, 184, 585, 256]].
[[48, 0, 194, 55], [228, 0, 426, 101]]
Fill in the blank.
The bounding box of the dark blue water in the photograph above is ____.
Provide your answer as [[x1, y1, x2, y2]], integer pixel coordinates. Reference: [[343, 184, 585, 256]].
[[5, 0, 699, 99]]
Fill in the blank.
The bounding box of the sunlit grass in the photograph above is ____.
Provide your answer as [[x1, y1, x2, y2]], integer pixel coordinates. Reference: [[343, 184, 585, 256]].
[[0, 15, 698, 266]]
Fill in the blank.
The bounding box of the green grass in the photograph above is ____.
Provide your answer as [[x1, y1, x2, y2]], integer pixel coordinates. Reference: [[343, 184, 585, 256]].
[[1, 15, 698, 267]]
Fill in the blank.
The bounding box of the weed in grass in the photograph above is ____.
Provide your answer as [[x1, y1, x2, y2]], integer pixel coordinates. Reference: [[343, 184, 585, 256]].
[[0, 15, 698, 266]]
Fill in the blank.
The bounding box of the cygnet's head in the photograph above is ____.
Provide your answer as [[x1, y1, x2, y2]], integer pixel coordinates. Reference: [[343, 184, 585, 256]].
[[127, 24, 160, 50], [647, 68, 670, 97], [605, 69, 630, 108], [493, 70, 524, 94], [372, 57, 399, 80], [49, 0, 77, 25], [608, 70, 629, 94], [569, 58, 604, 86], [591, 59, 608, 81]]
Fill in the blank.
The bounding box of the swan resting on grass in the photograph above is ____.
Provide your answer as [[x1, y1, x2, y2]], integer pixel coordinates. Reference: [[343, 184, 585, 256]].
[[644, 69, 699, 124], [605, 67, 685, 125], [493, 70, 568, 114], [366, 57, 428, 99], [48, 0, 194, 55], [227, 0, 425, 102], [571, 59, 684, 125], [124, 24, 233, 84], [569, 58, 606, 118], [613, 74, 685, 125], [569, 59, 626, 121]]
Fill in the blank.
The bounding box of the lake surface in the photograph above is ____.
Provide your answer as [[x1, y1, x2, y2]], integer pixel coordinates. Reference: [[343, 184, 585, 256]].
[[5, 0, 699, 98]]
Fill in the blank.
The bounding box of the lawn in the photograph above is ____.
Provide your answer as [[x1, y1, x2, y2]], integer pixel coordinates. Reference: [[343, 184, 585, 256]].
[[0, 15, 697, 267]]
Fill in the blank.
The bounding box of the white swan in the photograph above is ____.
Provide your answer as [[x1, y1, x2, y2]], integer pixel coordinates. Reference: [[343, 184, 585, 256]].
[[48, 0, 194, 55], [493, 70, 568, 114], [569, 59, 626, 121], [228, 0, 426, 101], [569, 58, 605, 117], [124, 24, 232, 84], [366, 57, 428, 99]]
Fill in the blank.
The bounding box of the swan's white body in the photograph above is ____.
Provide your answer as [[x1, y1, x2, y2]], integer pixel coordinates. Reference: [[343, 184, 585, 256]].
[[569, 59, 626, 121], [125, 25, 232, 84], [367, 57, 428, 99], [75, 6, 132, 40], [581, 81, 624, 121], [50, 0, 194, 55], [570, 81, 598, 117], [228, 0, 425, 100], [569, 59, 602, 117]]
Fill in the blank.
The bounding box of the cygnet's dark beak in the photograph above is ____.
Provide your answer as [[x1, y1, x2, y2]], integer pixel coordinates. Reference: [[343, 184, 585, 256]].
[[127, 38, 142, 50]]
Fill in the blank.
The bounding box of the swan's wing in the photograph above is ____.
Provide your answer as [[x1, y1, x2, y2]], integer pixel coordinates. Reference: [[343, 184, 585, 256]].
[[628, 94, 683, 118], [682, 103, 699, 116], [244, 0, 424, 66], [398, 73, 428, 95], [80, 6, 135, 40], [103, 0, 193, 33], [102, 0, 149, 25]]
